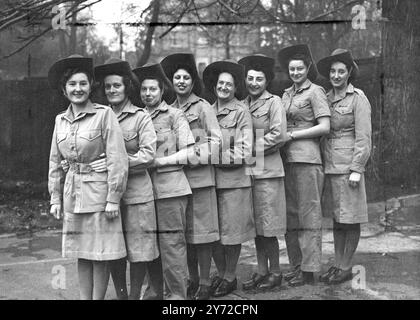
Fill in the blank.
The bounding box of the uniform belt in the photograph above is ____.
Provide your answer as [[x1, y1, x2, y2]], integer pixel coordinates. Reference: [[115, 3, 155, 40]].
[[328, 131, 355, 139], [287, 122, 314, 130], [69, 162, 93, 173]]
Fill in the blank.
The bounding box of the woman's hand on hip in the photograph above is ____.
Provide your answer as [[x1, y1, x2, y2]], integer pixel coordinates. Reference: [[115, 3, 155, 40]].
[[50, 204, 63, 220], [90, 155, 107, 172], [348, 172, 361, 188], [60, 160, 69, 173], [105, 202, 119, 219]]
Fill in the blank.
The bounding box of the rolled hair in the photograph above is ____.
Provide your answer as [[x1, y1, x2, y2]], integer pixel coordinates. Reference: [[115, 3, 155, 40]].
[[60, 68, 93, 94], [288, 53, 311, 69]]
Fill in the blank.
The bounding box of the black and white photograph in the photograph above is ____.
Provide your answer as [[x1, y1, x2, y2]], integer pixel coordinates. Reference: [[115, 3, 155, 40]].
[[0, 0, 419, 305]]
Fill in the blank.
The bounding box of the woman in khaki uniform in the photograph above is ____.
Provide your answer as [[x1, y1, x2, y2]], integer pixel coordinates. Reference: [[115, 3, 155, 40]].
[[317, 49, 371, 284], [239, 55, 288, 290], [203, 60, 255, 297], [277, 45, 331, 286], [93, 58, 158, 299], [48, 55, 128, 299], [161, 53, 222, 300], [133, 63, 195, 300]]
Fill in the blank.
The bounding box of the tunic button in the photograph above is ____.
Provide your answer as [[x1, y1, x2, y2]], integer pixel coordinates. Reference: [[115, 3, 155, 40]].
[[71, 146, 75, 150]]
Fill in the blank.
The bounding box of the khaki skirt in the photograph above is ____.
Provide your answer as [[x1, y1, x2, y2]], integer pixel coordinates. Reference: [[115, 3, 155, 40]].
[[121, 201, 159, 262], [62, 211, 126, 261], [186, 186, 220, 244], [217, 187, 256, 245], [253, 178, 286, 237], [322, 173, 368, 224]]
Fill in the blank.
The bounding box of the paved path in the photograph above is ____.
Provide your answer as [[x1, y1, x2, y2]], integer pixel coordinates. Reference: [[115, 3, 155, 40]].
[[0, 207, 419, 300]]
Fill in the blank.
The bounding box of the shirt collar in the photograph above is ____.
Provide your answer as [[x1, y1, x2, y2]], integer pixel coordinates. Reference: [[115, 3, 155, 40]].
[[172, 93, 201, 112], [245, 90, 273, 108], [120, 100, 139, 114], [285, 79, 312, 95], [214, 97, 240, 116], [62, 100, 96, 122], [147, 100, 169, 118], [327, 83, 355, 103]]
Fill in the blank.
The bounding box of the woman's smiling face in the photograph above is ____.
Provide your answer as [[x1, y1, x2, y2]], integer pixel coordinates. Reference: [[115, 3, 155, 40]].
[[216, 72, 236, 102], [330, 61, 350, 90], [104, 75, 127, 106], [288, 59, 309, 85], [64, 72, 91, 105], [173, 68, 193, 97]]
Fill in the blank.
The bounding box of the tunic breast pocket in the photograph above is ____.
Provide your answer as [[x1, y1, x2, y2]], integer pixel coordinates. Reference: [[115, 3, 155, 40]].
[[291, 101, 312, 120], [252, 109, 270, 132], [219, 121, 237, 149], [186, 113, 200, 130], [332, 106, 354, 129], [155, 127, 176, 156], [123, 131, 138, 153], [78, 129, 103, 155]]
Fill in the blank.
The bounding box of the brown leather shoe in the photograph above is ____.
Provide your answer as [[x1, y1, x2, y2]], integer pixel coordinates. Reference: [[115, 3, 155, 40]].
[[257, 273, 282, 290], [328, 268, 352, 285], [242, 273, 267, 291], [320, 266, 339, 283], [187, 279, 199, 299], [193, 284, 211, 300], [209, 275, 223, 296], [284, 265, 301, 282], [288, 270, 314, 287], [213, 278, 237, 297]]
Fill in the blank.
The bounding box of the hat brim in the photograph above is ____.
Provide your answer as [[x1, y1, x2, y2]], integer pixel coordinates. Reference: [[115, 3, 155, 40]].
[[94, 61, 133, 82], [277, 44, 318, 82], [132, 64, 172, 90], [48, 57, 93, 89], [161, 53, 202, 96], [317, 51, 359, 81], [238, 55, 275, 82], [203, 61, 246, 100]]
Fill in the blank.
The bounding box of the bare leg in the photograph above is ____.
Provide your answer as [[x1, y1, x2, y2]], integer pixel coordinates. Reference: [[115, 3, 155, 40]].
[[224, 244, 241, 281], [129, 262, 147, 300], [109, 258, 128, 300], [78, 259, 93, 300]]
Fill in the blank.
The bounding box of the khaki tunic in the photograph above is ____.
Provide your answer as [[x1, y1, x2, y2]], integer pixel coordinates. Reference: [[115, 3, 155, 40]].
[[243, 90, 287, 236], [172, 93, 221, 244], [148, 101, 194, 200], [213, 98, 255, 245], [115, 100, 159, 262], [48, 100, 128, 260], [282, 79, 330, 164], [321, 84, 372, 224], [48, 101, 128, 213]]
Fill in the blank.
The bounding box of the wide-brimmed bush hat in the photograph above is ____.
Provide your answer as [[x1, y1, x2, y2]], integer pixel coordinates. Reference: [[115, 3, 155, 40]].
[[277, 44, 318, 81], [48, 54, 93, 89], [238, 54, 275, 82], [202, 60, 246, 100], [161, 53, 202, 96], [317, 48, 359, 83]]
